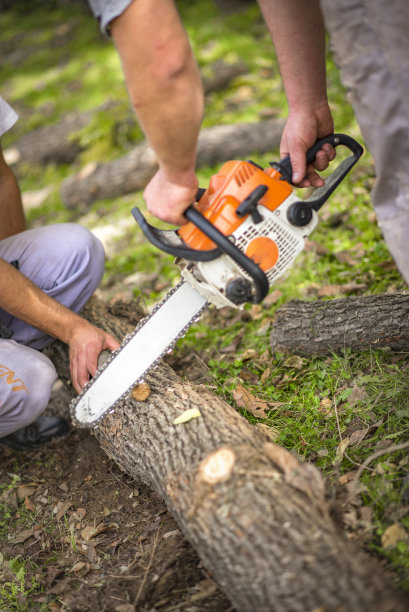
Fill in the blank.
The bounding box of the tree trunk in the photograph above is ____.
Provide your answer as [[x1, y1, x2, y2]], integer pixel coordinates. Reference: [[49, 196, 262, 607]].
[[47, 297, 409, 612], [270, 291, 409, 356], [59, 119, 284, 210]]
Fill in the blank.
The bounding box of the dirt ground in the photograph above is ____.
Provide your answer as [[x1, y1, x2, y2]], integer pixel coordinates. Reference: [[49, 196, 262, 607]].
[[0, 368, 233, 612]]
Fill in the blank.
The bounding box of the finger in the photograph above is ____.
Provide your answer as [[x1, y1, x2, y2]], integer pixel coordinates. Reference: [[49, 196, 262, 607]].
[[105, 335, 121, 352], [288, 153, 307, 185], [70, 356, 82, 394], [304, 164, 325, 188], [322, 143, 336, 161], [76, 350, 91, 391], [312, 149, 330, 173]]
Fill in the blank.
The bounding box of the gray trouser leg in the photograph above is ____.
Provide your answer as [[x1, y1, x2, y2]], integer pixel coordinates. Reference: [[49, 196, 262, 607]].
[[0, 223, 105, 435], [320, 0, 409, 284], [0, 340, 58, 436]]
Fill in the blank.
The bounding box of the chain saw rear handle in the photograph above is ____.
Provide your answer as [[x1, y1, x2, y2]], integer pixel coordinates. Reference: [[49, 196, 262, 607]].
[[275, 133, 364, 226], [132, 133, 363, 303]]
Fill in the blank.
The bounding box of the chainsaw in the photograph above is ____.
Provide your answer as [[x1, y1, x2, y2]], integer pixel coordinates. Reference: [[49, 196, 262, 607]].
[[71, 133, 363, 427]]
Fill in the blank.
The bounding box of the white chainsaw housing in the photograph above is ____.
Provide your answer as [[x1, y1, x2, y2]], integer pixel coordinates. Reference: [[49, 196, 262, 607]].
[[180, 192, 318, 308]]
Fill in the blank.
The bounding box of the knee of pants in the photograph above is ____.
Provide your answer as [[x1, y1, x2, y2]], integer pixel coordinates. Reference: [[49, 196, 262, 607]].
[[0, 344, 58, 437], [46, 223, 106, 291]]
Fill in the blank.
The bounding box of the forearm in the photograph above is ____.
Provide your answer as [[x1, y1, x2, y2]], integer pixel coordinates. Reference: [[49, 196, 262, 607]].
[[0, 259, 86, 344], [0, 152, 26, 240], [111, 0, 204, 186], [258, 0, 327, 111]]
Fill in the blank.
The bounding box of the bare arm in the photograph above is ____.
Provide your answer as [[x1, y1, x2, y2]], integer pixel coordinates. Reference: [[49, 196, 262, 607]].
[[0, 143, 26, 239], [258, 0, 335, 185], [110, 0, 204, 225], [0, 260, 119, 392]]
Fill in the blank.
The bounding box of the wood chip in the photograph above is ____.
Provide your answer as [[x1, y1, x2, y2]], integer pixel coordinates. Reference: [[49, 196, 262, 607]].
[[131, 383, 151, 401]]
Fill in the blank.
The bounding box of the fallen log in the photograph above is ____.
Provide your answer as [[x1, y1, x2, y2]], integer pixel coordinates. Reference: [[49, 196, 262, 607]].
[[46, 297, 408, 612], [5, 61, 247, 169], [59, 118, 285, 209], [270, 291, 409, 356], [4, 102, 118, 167]]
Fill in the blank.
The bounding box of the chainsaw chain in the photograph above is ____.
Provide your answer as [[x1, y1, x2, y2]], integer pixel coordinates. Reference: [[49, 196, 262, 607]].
[[69, 281, 208, 429]]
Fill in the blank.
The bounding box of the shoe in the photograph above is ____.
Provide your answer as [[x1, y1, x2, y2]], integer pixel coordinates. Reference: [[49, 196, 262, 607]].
[[0, 415, 71, 450]]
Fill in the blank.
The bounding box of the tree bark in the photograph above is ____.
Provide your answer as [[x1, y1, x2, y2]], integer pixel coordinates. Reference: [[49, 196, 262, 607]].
[[47, 297, 409, 612], [59, 119, 285, 210], [270, 291, 409, 356]]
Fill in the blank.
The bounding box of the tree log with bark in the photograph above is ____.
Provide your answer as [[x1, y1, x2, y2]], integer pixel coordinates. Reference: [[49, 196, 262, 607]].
[[47, 297, 409, 612], [5, 61, 247, 169], [270, 291, 409, 356], [59, 119, 284, 210]]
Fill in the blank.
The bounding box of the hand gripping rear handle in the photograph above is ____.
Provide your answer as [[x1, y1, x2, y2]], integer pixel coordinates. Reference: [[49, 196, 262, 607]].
[[275, 133, 364, 214]]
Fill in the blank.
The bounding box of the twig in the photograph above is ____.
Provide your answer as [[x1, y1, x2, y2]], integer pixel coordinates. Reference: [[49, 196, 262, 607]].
[[351, 440, 409, 486], [343, 441, 409, 506], [134, 528, 160, 604]]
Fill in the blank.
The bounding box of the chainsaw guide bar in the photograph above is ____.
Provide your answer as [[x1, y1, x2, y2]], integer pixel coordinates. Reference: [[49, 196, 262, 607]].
[[70, 281, 208, 428]]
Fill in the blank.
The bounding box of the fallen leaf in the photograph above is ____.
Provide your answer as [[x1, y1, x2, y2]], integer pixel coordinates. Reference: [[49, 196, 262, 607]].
[[240, 349, 258, 361], [86, 544, 99, 564], [8, 527, 35, 544], [347, 384, 368, 407], [335, 251, 358, 266], [173, 408, 201, 425], [71, 508, 86, 521], [54, 500, 72, 521], [80, 525, 105, 542], [283, 355, 304, 370], [381, 523, 409, 549], [70, 561, 86, 573], [318, 398, 332, 415], [250, 304, 263, 320], [45, 565, 64, 588], [24, 497, 35, 512], [232, 383, 275, 419], [349, 429, 368, 447], [338, 471, 357, 485], [260, 368, 271, 385], [16, 485, 37, 500], [304, 240, 329, 255], [334, 437, 350, 465], [262, 289, 282, 308]]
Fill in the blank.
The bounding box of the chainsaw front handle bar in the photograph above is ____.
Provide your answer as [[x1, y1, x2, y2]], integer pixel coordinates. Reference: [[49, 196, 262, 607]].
[[184, 205, 269, 303], [132, 206, 269, 303]]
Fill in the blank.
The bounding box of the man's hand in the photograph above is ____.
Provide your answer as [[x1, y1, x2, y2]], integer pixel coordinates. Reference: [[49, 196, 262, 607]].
[[280, 103, 336, 187], [143, 167, 199, 226], [68, 322, 120, 393]]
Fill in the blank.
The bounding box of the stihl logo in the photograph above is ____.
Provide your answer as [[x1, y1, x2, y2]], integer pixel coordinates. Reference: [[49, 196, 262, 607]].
[[0, 364, 28, 393]]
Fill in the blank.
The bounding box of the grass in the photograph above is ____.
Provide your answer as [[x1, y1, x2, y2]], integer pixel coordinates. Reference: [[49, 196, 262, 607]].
[[0, 0, 408, 600]]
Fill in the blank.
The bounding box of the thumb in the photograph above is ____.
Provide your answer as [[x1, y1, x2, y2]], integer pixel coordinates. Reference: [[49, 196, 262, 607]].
[[289, 151, 307, 185]]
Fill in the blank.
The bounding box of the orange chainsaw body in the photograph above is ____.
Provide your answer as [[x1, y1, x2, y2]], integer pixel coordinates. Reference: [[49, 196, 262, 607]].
[[178, 161, 292, 256]]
